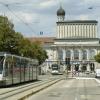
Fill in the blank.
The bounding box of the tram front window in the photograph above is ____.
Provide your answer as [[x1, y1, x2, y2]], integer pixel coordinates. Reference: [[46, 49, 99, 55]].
[[0, 56, 4, 74], [52, 64, 59, 70]]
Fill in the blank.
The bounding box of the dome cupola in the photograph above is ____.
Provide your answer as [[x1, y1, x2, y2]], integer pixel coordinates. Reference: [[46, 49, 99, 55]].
[[57, 6, 65, 22], [57, 6, 65, 16]]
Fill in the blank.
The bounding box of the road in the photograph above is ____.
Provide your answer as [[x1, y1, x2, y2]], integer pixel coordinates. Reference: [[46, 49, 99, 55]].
[[27, 77, 100, 100]]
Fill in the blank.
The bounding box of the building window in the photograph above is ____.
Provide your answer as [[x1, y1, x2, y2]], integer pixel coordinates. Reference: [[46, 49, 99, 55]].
[[74, 50, 79, 60], [66, 50, 71, 58], [58, 50, 63, 60], [82, 50, 87, 60], [90, 49, 95, 60]]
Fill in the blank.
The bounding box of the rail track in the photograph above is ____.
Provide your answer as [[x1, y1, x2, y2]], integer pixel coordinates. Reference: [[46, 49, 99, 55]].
[[0, 78, 62, 100]]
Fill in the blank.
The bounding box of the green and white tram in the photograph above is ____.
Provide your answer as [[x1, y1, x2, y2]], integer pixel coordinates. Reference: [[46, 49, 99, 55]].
[[0, 52, 39, 86]]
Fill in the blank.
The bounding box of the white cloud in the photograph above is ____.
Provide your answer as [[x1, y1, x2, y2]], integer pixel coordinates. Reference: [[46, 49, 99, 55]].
[[0, 0, 100, 37], [39, 0, 57, 9], [19, 13, 34, 23], [81, 0, 100, 7], [78, 15, 89, 20], [9, 11, 39, 23], [83, 0, 99, 3]]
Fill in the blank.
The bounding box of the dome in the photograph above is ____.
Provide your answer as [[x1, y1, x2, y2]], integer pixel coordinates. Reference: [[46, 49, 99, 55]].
[[57, 6, 65, 16]]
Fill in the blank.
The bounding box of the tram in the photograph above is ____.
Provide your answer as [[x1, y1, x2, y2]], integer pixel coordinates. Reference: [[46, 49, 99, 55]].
[[51, 64, 60, 75], [0, 52, 39, 86]]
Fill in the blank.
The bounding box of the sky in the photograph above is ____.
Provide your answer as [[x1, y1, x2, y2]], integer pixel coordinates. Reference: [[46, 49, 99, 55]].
[[0, 0, 100, 37]]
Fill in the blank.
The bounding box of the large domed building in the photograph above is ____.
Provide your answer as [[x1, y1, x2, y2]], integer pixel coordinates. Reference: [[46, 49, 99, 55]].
[[29, 6, 100, 73]]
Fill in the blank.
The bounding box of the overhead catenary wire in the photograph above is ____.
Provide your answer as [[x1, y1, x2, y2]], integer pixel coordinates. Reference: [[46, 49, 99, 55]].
[[0, 2, 36, 35]]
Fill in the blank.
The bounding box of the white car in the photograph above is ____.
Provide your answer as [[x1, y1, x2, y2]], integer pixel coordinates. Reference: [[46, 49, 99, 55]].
[[95, 69, 100, 78]]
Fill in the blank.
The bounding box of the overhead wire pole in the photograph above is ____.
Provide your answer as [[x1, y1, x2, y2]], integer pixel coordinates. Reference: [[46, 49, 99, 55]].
[[0, 2, 38, 35]]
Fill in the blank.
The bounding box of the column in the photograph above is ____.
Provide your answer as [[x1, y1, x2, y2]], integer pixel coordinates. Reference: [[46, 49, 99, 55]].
[[59, 24, 61, 38], [86, 49, 89, 61], [90, 24, 92, 38], [70, 24, 72, 37], [79, 49, 82, 61], [95, 49, 98, 55], [65, 25, 68, 38], [70, 49, 74, 61], [87, 49, 89, 60], [95, 24, 97, 38], [70, 49, 74, 72], [68, 24, 69, 37], [64, 25, 65, 38], [78, 49, 83, 71], [62, 48, 66, 61], [62, 24, 64, 38], [86, 49, 90, 71], [54, 47, 58, 61]]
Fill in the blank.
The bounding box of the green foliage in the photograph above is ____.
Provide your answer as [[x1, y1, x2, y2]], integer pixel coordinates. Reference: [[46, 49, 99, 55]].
[[0, 15, 48, 64], [95, 52, 100, 63], [29, 41, 48, 64], [0, 16, 16, 53]]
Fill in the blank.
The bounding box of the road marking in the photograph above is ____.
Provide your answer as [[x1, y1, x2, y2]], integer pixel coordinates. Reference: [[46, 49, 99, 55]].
[[94, 78, 100, 84], [75, 77, 95, 80], [81, 95, 91, 99]]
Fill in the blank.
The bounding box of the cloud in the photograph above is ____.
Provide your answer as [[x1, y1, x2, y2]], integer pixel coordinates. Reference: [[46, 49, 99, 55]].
[[83, 0, 99, 3], [78, 15, 89, 20], [0, 0, 100, 37], [39, 0, 57, 9], [18, 12, 37, 23]]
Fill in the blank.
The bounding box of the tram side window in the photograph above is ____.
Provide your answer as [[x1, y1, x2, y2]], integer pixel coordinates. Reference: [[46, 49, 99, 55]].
[[0, 56, 4, 74], [13, 57, 21, 69], [5, 57, 13, 76], [20, 59, 27, 71], [5, 62, 8, 76]]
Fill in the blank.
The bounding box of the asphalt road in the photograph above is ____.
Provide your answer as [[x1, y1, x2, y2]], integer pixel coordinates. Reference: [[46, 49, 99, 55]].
[[27, 77, 100, 100]]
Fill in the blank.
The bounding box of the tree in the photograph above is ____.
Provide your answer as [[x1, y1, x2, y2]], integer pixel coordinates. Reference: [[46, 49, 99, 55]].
[[18, 38, 33, 57], [31, 41, 48, 64], [95, 52, 100, 63], [0, 15, 48, 64], [0, 15, 16, 53]]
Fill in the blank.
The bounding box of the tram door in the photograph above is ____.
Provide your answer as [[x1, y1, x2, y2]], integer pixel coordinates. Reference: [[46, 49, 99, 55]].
[[4, 56, 13, 85]]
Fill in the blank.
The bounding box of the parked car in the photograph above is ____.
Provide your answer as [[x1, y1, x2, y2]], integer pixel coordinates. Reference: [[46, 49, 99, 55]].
[[95, 69, 100, 78]]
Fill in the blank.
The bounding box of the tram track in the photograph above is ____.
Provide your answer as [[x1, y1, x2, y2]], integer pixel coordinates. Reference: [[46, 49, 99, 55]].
[[0, 78, 62, 100], [0, 80, 46, 95]]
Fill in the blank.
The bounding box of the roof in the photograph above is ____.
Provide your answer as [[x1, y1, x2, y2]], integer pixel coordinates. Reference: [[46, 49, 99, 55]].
[[57, 20, 98, 23], [54, 38, 100, 42], [28, 37, 55, 45], [27, 37, 100, 47]]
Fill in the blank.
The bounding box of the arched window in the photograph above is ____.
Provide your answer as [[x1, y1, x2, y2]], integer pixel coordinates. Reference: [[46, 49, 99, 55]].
[[58, 49, 63, 60], [82, 50, 87, 60], [66, 50, 71, 58], [74, 50, 79, 60], [90, 49, 95, 60]]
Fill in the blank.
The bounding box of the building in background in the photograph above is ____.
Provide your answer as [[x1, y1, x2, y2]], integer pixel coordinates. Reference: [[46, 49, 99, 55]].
[[29, 6, 100, 73]]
